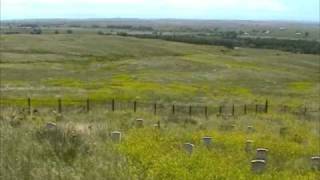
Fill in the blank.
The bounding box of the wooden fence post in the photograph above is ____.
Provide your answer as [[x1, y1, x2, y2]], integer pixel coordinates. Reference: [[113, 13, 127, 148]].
[[133, 101, 137, 113], [154, 103, 157, 115], [58, 98, 62, 114], [189, 105, 192, 116], [304, 106, 307, 115], [265, 99, 269, 113], [232, 104, 235, 116], [172, 104, 175, 115], [255, 104, 258, 114], [86, 98, 90, 112], [244, 104, 247, 115], [27, 97, 31, 115], [205, 106, 208, 119], [112, 99, 115, 112], [219, 105, 223, 116]]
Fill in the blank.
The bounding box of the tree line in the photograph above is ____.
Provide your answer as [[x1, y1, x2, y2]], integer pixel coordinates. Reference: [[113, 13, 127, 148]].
[[123, 33, 320, 55]]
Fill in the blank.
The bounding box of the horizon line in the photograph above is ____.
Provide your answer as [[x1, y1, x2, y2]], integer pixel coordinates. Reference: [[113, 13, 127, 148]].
[[1, 17, 319, 24]]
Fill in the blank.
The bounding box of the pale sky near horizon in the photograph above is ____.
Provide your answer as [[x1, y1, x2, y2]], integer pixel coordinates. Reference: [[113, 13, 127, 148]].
[[1, 0, 319, 22]]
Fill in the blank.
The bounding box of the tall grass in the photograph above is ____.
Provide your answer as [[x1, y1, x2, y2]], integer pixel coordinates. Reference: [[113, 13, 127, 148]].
[[0, 107, 319, 179]]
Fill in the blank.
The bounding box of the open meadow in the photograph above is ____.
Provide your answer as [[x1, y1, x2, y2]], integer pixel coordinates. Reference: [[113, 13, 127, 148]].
[[0, 33, 320, 179], [1, 34, 319, 105]]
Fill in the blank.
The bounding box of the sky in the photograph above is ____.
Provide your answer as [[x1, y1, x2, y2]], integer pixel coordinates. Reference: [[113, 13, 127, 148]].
[[1, 0, 319, 22]]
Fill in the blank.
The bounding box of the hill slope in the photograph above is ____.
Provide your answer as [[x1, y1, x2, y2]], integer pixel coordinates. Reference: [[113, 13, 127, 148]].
[[0, 34, 319, 105]]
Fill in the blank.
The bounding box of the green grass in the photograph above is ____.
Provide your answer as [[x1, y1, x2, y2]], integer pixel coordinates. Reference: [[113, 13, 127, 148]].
[[0, 34, 319, 179], [1, 34, 319, 106]]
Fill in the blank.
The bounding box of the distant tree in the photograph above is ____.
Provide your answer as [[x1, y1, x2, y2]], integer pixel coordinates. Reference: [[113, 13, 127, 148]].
[[54, 30, 59, 34], [222, 31, 238, 39], [30, 28, 42, 35], [130, 33, 320, 55], [117, 32, 128, 36], [97, 31, 104, 35], [304, 32, 309, 38], [66, 29, 73, 34]]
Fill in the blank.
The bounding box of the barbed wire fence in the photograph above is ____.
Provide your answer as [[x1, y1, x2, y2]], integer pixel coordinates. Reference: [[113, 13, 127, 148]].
[[1, 97, 319, 119]]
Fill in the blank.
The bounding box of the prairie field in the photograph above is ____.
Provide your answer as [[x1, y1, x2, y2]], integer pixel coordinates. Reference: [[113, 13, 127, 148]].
[[1, 34, 319, 105], [0, 33, 319, 179]]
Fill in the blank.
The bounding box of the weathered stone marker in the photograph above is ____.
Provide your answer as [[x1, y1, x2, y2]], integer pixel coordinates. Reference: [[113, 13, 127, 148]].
[[183, 143, 194, 154], [153, 121, 160, 129], [202, 136, 212, 147], [311, 156, 320, 170], [111, 131, 122, 143], [136, 118, 144, 128], [256, 148, 268, 160], [245, 140, 254, 152], [251, 160, 266, 173], [46, 122, 57, 130]]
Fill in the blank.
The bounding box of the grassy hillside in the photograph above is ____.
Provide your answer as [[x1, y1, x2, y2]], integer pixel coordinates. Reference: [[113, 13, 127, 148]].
[[1, 34, 319, 106], [0, 34, 319, 179], [1, 108, 319, 179]]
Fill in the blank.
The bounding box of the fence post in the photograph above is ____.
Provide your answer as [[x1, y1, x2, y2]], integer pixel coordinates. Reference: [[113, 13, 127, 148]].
[[219, 105, 222, 116], [172, 104, 175, 115], [133, 101, 137, 113], [58, 98, 62, 114], [189, 105, 192, 116], [255, 104, 258, 114], [205, 106, 208, 119], [304, 106, 307, 115], [244, 104, 247, 115], [112, 99, 115, 112], [154, 103, 157, 115], [232, 104, 235, 116], [265, 99, 269, 113], [86, 98, 90, 112], [27, 97, 31, 115]]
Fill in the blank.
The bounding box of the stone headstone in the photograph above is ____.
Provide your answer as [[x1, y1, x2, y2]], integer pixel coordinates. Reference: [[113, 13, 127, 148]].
[[111, 131, 121, 143], [256, 148, 268, 160], [46, 122, 57, 130], [311, 156, 320, 170], [251, 160, 266, 173], [202, 137, 212, 147], [153, 121, 160, 129], [136, 118, 144, 128], [245, 140, 254, 152], [183, 143, 194, 154]]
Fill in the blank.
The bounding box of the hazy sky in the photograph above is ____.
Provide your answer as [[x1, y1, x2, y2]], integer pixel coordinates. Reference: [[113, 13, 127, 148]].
[[1, 0, 319, 22]]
